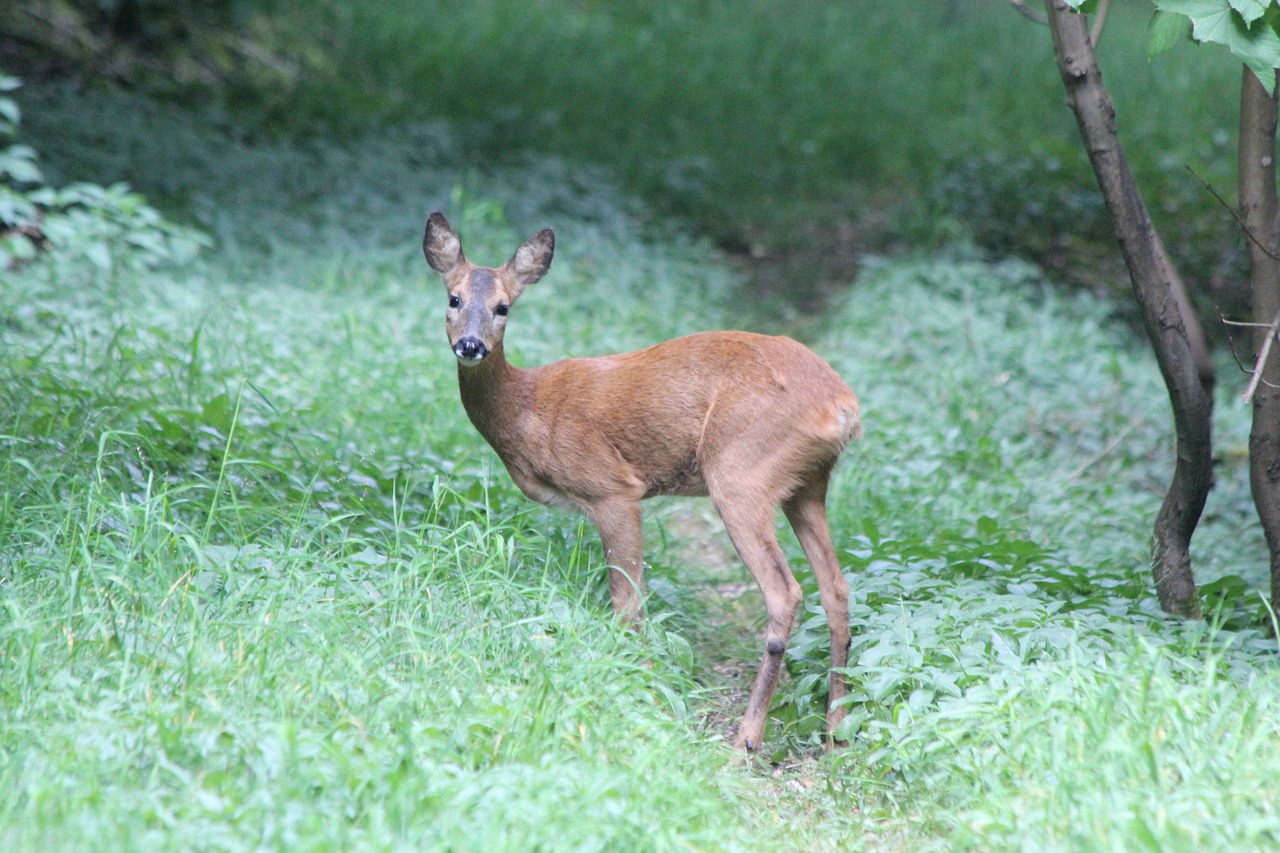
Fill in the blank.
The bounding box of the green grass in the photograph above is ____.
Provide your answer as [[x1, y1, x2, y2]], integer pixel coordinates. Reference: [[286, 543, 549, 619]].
[[256, 0, 1242, 296], [11, 0, 1245, 298], [0, 480, 753, 849], [3, 84, 1280, 850]]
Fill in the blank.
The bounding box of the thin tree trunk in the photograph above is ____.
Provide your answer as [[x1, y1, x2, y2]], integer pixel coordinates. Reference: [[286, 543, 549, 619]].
[[1239, 67, 1280, 618], [1044, 0, 1212, 618], [1152, 228, 1215, 395]]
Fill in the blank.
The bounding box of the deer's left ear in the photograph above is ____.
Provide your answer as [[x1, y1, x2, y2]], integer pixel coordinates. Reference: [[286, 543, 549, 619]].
[[424, 211, 465, 274], [505, 228, 555, 289]]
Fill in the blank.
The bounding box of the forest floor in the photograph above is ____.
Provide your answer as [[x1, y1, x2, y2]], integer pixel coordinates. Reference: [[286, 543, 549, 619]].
[[3, 82, 1279, 851]]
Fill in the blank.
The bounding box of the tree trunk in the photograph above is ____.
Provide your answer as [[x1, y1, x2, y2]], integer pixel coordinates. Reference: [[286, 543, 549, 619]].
[[1044, 0, 1212, 618], [1239, 67, 1280, 618]]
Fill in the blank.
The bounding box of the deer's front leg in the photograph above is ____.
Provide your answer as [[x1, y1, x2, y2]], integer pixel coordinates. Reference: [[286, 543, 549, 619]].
[[588, 499, 646, 626]]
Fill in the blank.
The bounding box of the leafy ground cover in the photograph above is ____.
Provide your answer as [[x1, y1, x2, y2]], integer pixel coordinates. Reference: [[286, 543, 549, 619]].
[[2, 84, 1279, 850]]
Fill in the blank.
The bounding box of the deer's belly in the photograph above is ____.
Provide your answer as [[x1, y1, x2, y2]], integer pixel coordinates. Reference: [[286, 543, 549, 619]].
[[641, 460, 707, 499]]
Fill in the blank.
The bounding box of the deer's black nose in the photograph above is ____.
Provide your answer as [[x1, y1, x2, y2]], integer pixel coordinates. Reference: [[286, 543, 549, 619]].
[[454, 337, 488, 363]]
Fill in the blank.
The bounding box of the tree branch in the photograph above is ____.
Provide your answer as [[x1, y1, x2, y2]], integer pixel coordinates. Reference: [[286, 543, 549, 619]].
[[1188, 165, 1280, 262], [1090, 0, 1111, 48], [1238, 64, 1280, 619], [1008, 0, 1108, 43], [1044, 0, 1212, 619], [1007, 0, 1048, 25], [1244, 309, 1280, 403]]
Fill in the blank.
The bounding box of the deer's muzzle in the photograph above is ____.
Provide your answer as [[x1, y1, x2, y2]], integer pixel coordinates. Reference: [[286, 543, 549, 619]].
[[454, 337, 488, 364]]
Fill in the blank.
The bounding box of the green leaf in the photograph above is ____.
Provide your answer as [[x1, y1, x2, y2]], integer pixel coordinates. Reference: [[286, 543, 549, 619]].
[[84, 241, 112, 271], [1155, 0, 1243, 42], [0, 187, 38, 226], [1147, 10, 1195, 57], [0, 232, 37, 263], [1154, 0, 1280, 92], [1229, 0, 1270, 26], [200, 392, 234, 436], [1234, 27, 1280, 91], [0, 98, 19, 128]]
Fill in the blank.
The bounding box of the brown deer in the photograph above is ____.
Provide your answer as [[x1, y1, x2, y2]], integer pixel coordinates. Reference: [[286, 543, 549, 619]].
[[423, 211, 861, 751]]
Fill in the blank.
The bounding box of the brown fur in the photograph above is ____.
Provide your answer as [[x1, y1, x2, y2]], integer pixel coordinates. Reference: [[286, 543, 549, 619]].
[[424, 211, 861, 752]]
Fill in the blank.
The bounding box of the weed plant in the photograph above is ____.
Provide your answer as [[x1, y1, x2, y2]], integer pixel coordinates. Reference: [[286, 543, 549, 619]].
[[2, 86, 1278, 850]]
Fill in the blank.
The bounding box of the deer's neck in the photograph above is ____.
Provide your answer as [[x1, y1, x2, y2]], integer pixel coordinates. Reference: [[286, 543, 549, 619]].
[[456, 343, 530, 457]]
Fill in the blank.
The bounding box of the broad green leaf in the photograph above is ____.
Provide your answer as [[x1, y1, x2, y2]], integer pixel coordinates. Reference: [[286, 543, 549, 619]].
[[1229, 0, 1270, 25], [1156, 0, 1244, 43], [1147, 9, 1195, 57], [1229, 21, 1280, 91], [1154, 0, 1280, 92], [0, 151, 42, 184], [0, 187, 37, 226]]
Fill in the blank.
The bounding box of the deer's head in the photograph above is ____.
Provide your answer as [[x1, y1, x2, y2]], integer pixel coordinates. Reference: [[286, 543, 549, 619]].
[[422, 211, 555, 367]]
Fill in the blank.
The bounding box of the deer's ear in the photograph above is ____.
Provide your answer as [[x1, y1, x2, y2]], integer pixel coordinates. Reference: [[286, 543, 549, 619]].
[[423, 211, 464, 274], [505, 228, 555, 289]]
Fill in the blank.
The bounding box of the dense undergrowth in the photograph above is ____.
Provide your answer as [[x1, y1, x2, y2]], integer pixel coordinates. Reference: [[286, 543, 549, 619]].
[[4, 1, 1247, 308], [289, 0, 1243, 306], [2, 81, 1279, 850]]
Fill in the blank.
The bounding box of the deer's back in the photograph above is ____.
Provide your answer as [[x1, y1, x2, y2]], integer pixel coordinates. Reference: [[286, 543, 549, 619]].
[[514, 331, 859, 504]]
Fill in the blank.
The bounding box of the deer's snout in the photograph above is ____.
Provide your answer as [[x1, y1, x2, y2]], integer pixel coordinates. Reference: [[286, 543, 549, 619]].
[[453, 337, 488, 364]]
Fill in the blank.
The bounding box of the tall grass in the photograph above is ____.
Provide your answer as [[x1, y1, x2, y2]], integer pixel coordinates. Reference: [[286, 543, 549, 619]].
[[1, 86, 801, 850], [4, 84, 1278, 850]]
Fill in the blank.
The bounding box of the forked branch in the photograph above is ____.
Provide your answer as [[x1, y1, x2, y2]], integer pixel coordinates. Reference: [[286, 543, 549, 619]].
[[1007, 0, 1048, 24], [1240, 309, 1280, 403], [1007, 0, 1109, 44]]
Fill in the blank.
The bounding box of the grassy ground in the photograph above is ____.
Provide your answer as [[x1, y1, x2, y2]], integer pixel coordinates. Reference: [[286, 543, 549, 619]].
[[3, 84, 1280, 850]]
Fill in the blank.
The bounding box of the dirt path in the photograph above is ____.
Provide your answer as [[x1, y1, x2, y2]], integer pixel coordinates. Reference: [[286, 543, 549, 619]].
[[650, 502, 756, 737], [649, 502, 828, 758], [650, 501, 876, 848]]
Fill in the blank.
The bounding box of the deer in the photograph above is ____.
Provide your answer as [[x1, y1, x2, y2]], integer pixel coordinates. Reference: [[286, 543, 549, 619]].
[[422, 211, 862, 752]]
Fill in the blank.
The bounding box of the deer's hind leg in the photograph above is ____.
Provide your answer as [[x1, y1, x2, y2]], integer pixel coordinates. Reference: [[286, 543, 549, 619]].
[[708, 477, 803, 753], [783, 464, 851, 748]]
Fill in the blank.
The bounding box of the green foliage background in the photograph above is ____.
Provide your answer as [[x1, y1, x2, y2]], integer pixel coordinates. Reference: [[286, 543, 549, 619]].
[[3, 0, 1248, 306], [3, 1, 1280, 849]]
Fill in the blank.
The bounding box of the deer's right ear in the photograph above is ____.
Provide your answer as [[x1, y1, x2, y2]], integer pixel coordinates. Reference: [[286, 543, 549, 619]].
[[423, 211, 464, 274]]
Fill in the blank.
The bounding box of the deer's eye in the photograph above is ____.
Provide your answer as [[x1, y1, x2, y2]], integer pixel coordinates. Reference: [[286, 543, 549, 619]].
[[495, 303, 509, 317], [448, 294, 461, 309]]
